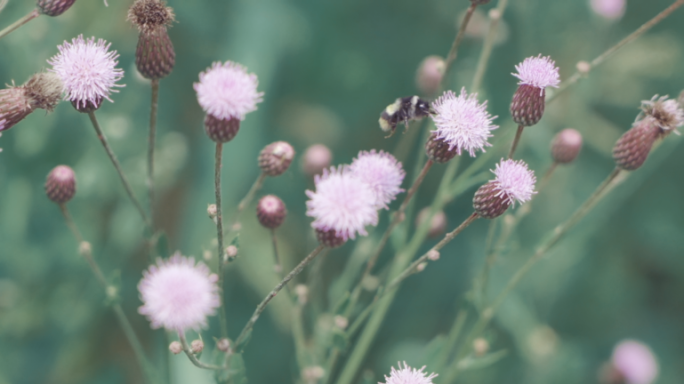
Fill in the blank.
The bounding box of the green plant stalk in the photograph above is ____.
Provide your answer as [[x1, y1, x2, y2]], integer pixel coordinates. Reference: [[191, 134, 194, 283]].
[[0, 8, 39, 41], [443, 3, 478, 82], [434, 309, 468, 373], [470, 0, 509, 93], [507, 125, 525, 159], [147, 79, 159, 219], [549, 0, 684, 102], [214, 142, 229, 339], [179, 332, 225, 370], [228, 172, 267, 234], [86, 111, 152, 229]]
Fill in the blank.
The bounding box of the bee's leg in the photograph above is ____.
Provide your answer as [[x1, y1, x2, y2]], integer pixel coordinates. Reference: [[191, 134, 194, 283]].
[[384, 126, 397, 138], [403, 118, 410, 133]]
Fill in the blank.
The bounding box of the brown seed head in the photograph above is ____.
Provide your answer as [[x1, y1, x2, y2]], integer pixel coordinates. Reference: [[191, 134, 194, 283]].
[[45, 165, 77, 204], [256, 195, 287, 229], [128, 0, 175, 34], [510, 84, 546, 127], [259, 141, 295, 176], [0, 85, 33, 132], [640, 95, 684, 134], [473, 181, 510, 219], [425, 133, 458, 163], [551, 128, 583, 164], [24, 72, 64, 112]]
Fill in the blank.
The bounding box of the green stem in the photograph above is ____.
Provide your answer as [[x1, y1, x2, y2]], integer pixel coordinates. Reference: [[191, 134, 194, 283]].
[[228, 172, 266, 233], [443, 3, 478, 84], [0, 8, 39, 41], [471, 0, 509, 93], [147, 79, 159, 219], [179, 332, 225, 370], [214, 142, 229, 339], [86, 111, 151, 229], [434, 309, 468, 373], [507, 125, 524, 159]]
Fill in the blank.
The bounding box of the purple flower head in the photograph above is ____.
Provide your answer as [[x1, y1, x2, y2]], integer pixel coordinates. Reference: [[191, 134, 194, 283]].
[[380, 362, 437, 384], [306, 166, 378, 241], [194, 61, 264, 121], [431, 88, 498, 157], [491, 159, 536, 206], [590, 0, 626, 20], [612, 340, 659, 384], [48, 35, 124, 109], [349, 150, 405, 209], [512, 54, 560, 91], [138, 253, 220, 332]]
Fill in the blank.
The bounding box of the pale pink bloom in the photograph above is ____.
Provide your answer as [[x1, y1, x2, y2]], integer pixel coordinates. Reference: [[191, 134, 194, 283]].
[[194, 61, 263, 121], [590, 0, 626, 20], [306, 166, 378, 241], [138, 253, 220, 332], [48, 35, 124, 108], [612, 340, 659, 384], [491, 159, 536, 206], [349, 150, 405, 209], [431, 88, 498, 156], [512, 54, 560, 91], [380, 362, 437, 384]]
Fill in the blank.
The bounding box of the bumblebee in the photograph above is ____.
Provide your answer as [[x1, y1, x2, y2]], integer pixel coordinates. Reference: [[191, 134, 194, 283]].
[[378, 96, 433, 138]]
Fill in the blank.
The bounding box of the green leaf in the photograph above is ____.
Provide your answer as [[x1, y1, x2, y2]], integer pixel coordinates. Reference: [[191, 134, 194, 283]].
[[332, 291, 351, 314], [155, 231, 170, 258], [457, 349, 508, 371], [422, 334, 447, 365], [332, 331, 349, 351]]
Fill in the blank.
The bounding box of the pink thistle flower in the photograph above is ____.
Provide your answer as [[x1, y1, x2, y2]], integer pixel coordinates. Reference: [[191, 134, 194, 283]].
[[491, 159, 537, 206], [138, 253, 220, 332], [430, 88, 498, 157], [194, 61, 264, 121], [512, 54, 560, 92], [380, 362, 437, 384], [348, 150, 405, 209], [48, 35, 124, 109], [612, 340, 659, 384], [590, 0, 626, 20], [305, 166, 378, 241]]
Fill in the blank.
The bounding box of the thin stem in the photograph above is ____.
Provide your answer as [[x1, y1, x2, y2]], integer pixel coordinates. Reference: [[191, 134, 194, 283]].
[[86, 111, 151, 228], [0, 0, 8, 14], [270, 228, 284, 279], [549, 0, 684, 103], [179, 332, 226, 370], [147, 79, 159, 218], [214, 142, 228, 339], [508, 125, 524, 159], [0, 8, 39, 41], [471, 0, 509, 93], [434, 309, 468, 372], [229, 172, 267, 232], [443, 3, 478, 83], [58, 204, 158, 382], [443, 168, 623, 383], [233, 245, 326, 353]]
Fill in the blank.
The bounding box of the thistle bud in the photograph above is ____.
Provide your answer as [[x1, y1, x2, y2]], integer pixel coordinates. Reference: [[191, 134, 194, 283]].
[[302, 144, 332, 177], [37, 0, 76, 17], [216, 338, 231, 352], [551, 128, 583, 164], [168, 341, 183, 355], [316, 229, 346, 248], [416, 207, 447, 238], [425, 133, 458, 163], [259, 141, 295, 176], [71, 97, 103, 114], [190, 339, 204, 354], [473, 338, 489, 356], [45, 165, 77, 204], [128, 0, 176, 80], [204, 115, 240, 143], [415, 56, 445, 96], [473, 181, 510, 219], [256, 195, 287, 229], [510, 55, 560, 127], [1, 73, 63, 132]]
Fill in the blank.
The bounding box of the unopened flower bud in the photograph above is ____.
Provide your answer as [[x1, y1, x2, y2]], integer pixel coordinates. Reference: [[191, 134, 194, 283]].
[[128, 0, 176, 80], [169, 341, 182, 354], [207, 204, 217, 219], [473, 338, 489, 356], [45, 165, 77, 204], [37, 0, 76, 17], [302, 144, 332, 177], [302, 366, 325, 383], [216, 338, 231, 352], [416, 262, 427, 272], [425, 133, 458, 163], [334, 315, 348, 330], [416, 207, 447, 238], [259, 141, 295, 176], [551, 128, 583, 164], [79, 241, 92, 256], [576, 61, 591, 75], [415, 56, 445, 96], [295, 284, 309, 304], [473, 181, 510, 219], [316, 229, 346, 248], [226, 245, 238, 258], [256, 195, 287, 229], [190, 339, 204, 354], [427, 249, 440, 261], [204, 115, 240, 143]]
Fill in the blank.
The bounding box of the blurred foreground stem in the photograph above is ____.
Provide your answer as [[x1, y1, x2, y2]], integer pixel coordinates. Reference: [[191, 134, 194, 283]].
[[147, 79, 159, 219], [228, 172, 266, 235], [0, 8, 38, 41], [471, 0, 509, 93], [443, 3, 478, 82], [179, 332, 225, 370]]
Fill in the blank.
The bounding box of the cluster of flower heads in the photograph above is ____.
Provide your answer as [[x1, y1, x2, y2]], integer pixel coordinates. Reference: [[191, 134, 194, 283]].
[[380, 362, 437, 384], [306, 150, 405, 247]]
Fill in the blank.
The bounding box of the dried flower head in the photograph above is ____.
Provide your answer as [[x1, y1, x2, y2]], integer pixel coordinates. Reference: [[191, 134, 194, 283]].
[[259, 141, 295, 176], [257, 195, 287, 229], [1, 73, 64, 132], [380, 362, 437, 384], [302, 144, 333, 177], [127, 0, 175, 34], [348, 150, 405, 209], [128, 0, 176, 79], [45, 165, 77, 204], [37, 0, 76, 17], [512, 54, 560, 91], [431, 88, 498, 156], [306, 166, 378, 242], [490, 159, 537, 206], [639, 95, 684, 134], [194, 61, 263, 121], [138, 253, 220, 332], [590, 0, 626, 20], [48, 35, 124, 110], [612, 340, 659, 384]]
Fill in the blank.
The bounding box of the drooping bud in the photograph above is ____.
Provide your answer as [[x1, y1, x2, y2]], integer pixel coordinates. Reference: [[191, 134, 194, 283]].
[[302, 144, 332, 177], [415, 56, 445, 96], [258, 141, 295, 176], [256, 195, 287, 229], [190, 339, 204, 354], [45, 165, 77, 204], [316, 228, 346, 248], [425, 133, 458, 163], [204, 115, 240, 143], [416, 207, 447, 238], [1, 73, 64, 132], [37, 0, 76, 17], [510, 55, 560, 127], [168, 341, 183, 354], [551, 128, 583, 164], [127, 0, 176, 80]]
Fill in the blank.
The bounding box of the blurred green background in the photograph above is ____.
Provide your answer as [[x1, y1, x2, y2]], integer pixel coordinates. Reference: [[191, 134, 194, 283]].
[[1, 0, 683, 383]]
